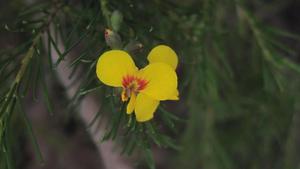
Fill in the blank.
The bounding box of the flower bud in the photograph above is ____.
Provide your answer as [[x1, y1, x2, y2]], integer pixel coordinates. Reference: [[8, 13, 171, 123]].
[[124, 40, 143, 54], [104, 28, 122, 49], [111, 10, 123, 32]]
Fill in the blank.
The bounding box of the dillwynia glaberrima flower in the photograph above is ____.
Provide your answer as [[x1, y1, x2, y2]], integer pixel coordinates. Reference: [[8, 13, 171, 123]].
[[96, 45, 179, 122]]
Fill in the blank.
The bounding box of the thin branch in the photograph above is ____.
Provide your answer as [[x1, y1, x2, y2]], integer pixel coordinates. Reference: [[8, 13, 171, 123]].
[[99, 0, 112, 27]]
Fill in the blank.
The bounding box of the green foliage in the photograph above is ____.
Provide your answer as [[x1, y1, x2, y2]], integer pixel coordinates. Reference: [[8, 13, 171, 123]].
[[0, 0, 300, 169]]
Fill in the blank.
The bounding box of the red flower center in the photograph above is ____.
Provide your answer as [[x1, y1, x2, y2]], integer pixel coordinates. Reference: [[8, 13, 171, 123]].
[[121, 75, 148, 101]]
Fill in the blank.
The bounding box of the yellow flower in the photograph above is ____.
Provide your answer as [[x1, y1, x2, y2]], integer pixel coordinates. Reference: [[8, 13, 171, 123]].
[[96, 45, 179, 122]]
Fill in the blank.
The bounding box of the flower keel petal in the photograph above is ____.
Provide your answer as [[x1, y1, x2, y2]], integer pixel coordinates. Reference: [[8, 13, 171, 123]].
[[126, 93, 136, 114], [135, 93, 159, 122]]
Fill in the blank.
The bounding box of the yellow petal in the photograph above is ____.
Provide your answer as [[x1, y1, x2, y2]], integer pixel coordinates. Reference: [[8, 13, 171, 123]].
[[96, 50, 138, 87], [139, 63, 177, 100], [126, 93, 136, 114], [135, 93, 159, 122], [169, 89, 179, 100], [147, 45, 178, 70]]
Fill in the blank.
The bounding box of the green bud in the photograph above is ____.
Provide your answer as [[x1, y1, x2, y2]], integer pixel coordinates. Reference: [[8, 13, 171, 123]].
[[104, 29, 122, 49], [110, 10, 123, 32], [124, 40, 143, 54]]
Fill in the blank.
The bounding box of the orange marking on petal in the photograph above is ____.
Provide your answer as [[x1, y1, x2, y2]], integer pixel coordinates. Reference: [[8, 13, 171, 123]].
[[121, 75, 148, 102], [122, 75, 135, 88], [136, 78, 148, 90], [122, 75, 148, 91]]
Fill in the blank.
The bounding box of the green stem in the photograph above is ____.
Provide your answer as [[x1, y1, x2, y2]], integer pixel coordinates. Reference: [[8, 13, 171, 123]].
[[15, 35, 40, 84], [99, 0, 112, 27], [0, 1, 63, 127]]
